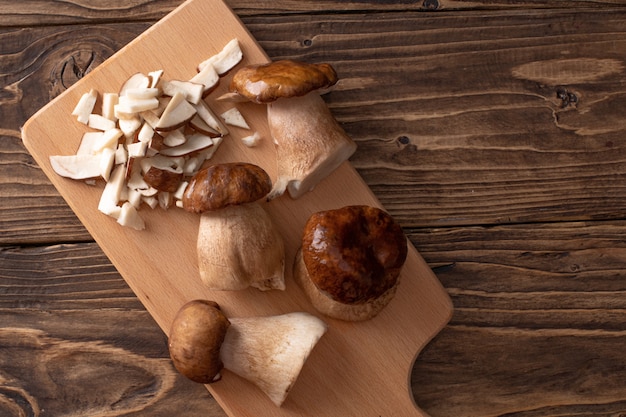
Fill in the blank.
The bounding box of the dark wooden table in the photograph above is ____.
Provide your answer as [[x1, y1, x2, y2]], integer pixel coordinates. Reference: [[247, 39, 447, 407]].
[[4, 1, 626, 416]]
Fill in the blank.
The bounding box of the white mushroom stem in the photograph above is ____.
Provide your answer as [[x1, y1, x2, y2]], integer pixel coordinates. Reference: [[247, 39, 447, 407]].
[[266, 92, 357, 200], [220, 312, 327, 406], [197, 203, 285, 291]]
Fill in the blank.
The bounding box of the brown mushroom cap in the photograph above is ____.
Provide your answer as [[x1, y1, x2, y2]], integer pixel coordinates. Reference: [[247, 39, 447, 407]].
[[182, 162, 272, 213], [229, 60, 338, 104], [168, 300, 230, 384], [301, 205, 408, 305]]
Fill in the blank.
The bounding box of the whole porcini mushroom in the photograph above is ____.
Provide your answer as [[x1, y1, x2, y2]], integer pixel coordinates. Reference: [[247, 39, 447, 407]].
[[225, 60, 357, 200], [294, 205, 408, 321], [182, 162, 285, 291], [168, 300, 328, 407]]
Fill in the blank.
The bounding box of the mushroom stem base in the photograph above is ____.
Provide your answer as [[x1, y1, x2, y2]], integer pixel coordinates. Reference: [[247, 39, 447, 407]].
[[267, 92, 357, 200], [293, 249, 398, 321], [220, 313, 327, 406], [197, 203, 285, 291]]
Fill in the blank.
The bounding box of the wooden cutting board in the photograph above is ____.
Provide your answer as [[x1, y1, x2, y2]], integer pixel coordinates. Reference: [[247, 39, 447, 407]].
[[21, 0, 453, 415]]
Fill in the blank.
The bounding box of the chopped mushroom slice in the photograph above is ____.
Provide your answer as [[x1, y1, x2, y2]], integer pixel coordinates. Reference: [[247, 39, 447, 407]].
[[71, 89, 98, 124], [220, 107, 250, 129], [161, 79, 204, 105], [155, 92, 197, 132], [227, 60, 357, 200], [50, 154, 102, 180], [190, 62, 220, 96], [168, 300, 327, 407], [197, 38, 243, 75], [241, 131, 261, 147]]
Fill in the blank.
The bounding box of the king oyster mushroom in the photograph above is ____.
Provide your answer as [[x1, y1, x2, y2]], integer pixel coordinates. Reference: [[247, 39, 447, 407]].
[[182, 162, 285, 291], [223, 60, 357, 200], [168, 300, 327, 407]]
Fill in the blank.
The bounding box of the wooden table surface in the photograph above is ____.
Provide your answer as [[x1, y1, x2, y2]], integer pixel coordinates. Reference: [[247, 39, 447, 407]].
[[3, 1, 626, 416]]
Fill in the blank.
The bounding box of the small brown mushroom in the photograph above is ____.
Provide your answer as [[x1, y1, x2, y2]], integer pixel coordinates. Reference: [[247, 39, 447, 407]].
[[182, 162, 285, 291], [168, 300, 328, 407], [294, 205, 408, 321], [226, 60, 357, 200], [168, 299, 229, 383]]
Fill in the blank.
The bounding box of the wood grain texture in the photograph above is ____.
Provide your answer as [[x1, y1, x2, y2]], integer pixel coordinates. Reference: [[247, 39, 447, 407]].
[[410, 221, 626, 416], [0, 243, 226, 416], [2, 0, 624, 25], [4, 0, 626, 416]]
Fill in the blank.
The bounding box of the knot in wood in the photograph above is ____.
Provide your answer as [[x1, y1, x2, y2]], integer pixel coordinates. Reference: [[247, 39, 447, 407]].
[[0, 386, 37, 416], [54, 50, 97, 91], [422, 0, 439, 10], [556, 86, 578, 108]]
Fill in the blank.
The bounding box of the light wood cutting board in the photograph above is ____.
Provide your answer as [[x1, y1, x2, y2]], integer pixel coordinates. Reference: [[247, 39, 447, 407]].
[[21, 0, 453, 415]]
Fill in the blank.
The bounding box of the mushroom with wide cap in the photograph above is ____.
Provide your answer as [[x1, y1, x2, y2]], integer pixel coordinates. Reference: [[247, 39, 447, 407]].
[[182, 162, 285, 291], [168, 300, 327, 407], [294, 205, 408, 321], [225, 60, 357, 200]]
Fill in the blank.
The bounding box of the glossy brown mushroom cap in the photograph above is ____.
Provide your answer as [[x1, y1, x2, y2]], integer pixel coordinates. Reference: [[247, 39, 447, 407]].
[[229, 60, 338, 104], [168, 300, 230, 384], [182, 162, 272, 213], [301, 205, 408, 305]]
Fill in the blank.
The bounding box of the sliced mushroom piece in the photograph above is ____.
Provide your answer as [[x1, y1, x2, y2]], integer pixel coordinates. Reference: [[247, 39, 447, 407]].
[[117, 201, 145, 230], [220, 107, 250, 129], [159, 133, 214, 157], [192, 100, 229, 137], [189, 114, 221, 138], [161, 128, 187, 148], [124, 87, 160, 100], [71, 88, 98, 124], [118, 72, 151, 96], [227, 60, 357, 200], [168, 300, 327, 407], [161, 79, 204, 105], [115, 95, 160, 114], [190, 62, 220, 96], [155, 91, 197, 132], [98, 164, 126, 216], [182, 163, 285, 291], [50, 154, 102, 180], [196, 38, 243, 75]]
